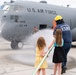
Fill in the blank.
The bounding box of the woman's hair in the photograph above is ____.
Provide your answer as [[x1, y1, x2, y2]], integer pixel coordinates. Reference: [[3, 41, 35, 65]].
[[55, 29, 62, 46], [36, 37, 46, 50], [56, 19, 65, 25]]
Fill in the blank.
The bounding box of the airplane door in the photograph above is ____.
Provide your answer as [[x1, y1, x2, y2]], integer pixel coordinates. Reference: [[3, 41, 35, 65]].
[[39, 24, 47, 30]]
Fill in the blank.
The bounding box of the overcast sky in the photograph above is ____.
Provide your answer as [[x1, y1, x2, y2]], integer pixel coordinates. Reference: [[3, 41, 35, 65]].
[[0, 0, 76, 8]]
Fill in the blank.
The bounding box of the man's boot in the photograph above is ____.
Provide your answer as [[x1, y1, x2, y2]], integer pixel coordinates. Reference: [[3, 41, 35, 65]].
[[61, 66, 67, 74]]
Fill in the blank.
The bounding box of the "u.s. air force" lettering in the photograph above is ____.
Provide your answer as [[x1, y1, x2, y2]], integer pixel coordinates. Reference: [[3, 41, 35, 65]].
[[27, 8, 57, 15]]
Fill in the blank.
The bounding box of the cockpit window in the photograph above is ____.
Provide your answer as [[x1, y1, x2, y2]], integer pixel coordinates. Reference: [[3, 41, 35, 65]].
[[3, 5, 10, 11], [9, 5, 24, 12]]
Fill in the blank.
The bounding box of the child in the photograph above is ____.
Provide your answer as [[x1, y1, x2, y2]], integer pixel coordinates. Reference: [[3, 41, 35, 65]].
[[48, 29, 66, 75], [34, 37, 48, 75]]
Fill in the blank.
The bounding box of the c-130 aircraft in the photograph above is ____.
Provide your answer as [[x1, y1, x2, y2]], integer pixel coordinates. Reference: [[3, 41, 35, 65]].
[[1, 0, 76, 49]]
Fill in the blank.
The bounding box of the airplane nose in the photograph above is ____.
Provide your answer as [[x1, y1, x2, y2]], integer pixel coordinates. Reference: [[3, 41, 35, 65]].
[[1, 15, 7, 24], [0, 15, 7, 35]]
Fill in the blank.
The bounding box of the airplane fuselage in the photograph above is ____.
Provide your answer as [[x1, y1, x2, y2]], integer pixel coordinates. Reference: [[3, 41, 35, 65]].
[[1, 1, 76, 49]]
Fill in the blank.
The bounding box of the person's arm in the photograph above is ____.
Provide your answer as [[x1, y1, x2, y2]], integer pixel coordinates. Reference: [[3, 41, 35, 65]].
[[62, 39, 64, 46], [53, 25, 59, 35], [48, 39, 54, 50], [53, 27, 56, 35]]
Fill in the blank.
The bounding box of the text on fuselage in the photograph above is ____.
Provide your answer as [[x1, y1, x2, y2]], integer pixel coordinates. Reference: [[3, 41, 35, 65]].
[[27, 8, 57, 15]]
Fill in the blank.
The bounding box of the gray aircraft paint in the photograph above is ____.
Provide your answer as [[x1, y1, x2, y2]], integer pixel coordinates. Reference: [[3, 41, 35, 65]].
[[1, 1, 76, 49]]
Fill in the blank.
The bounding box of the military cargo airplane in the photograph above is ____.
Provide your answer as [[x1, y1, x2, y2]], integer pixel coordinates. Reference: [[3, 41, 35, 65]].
[[1, 1, 76, 49]]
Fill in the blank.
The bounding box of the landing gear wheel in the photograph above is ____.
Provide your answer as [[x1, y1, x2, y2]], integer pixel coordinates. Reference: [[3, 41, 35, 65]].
[[11, 41, 23, 49]]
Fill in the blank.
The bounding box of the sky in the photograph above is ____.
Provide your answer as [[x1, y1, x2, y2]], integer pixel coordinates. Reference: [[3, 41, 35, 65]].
[[0, 0, 76, 8]]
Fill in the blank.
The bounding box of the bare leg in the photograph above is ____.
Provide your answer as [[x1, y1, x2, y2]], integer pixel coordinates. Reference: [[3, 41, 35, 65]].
[[58, 63, 62, 75], [37, 69, 41, 75], [42, 68, 46, 75], [54, 64, 58, 75]]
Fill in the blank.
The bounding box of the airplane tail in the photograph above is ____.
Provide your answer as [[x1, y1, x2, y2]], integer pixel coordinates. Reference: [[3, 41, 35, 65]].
[[32, 45, 54, 75]]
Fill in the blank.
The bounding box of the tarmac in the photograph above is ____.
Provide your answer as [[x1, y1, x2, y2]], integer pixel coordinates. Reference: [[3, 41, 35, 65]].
[[0, 37, 76, 75]]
